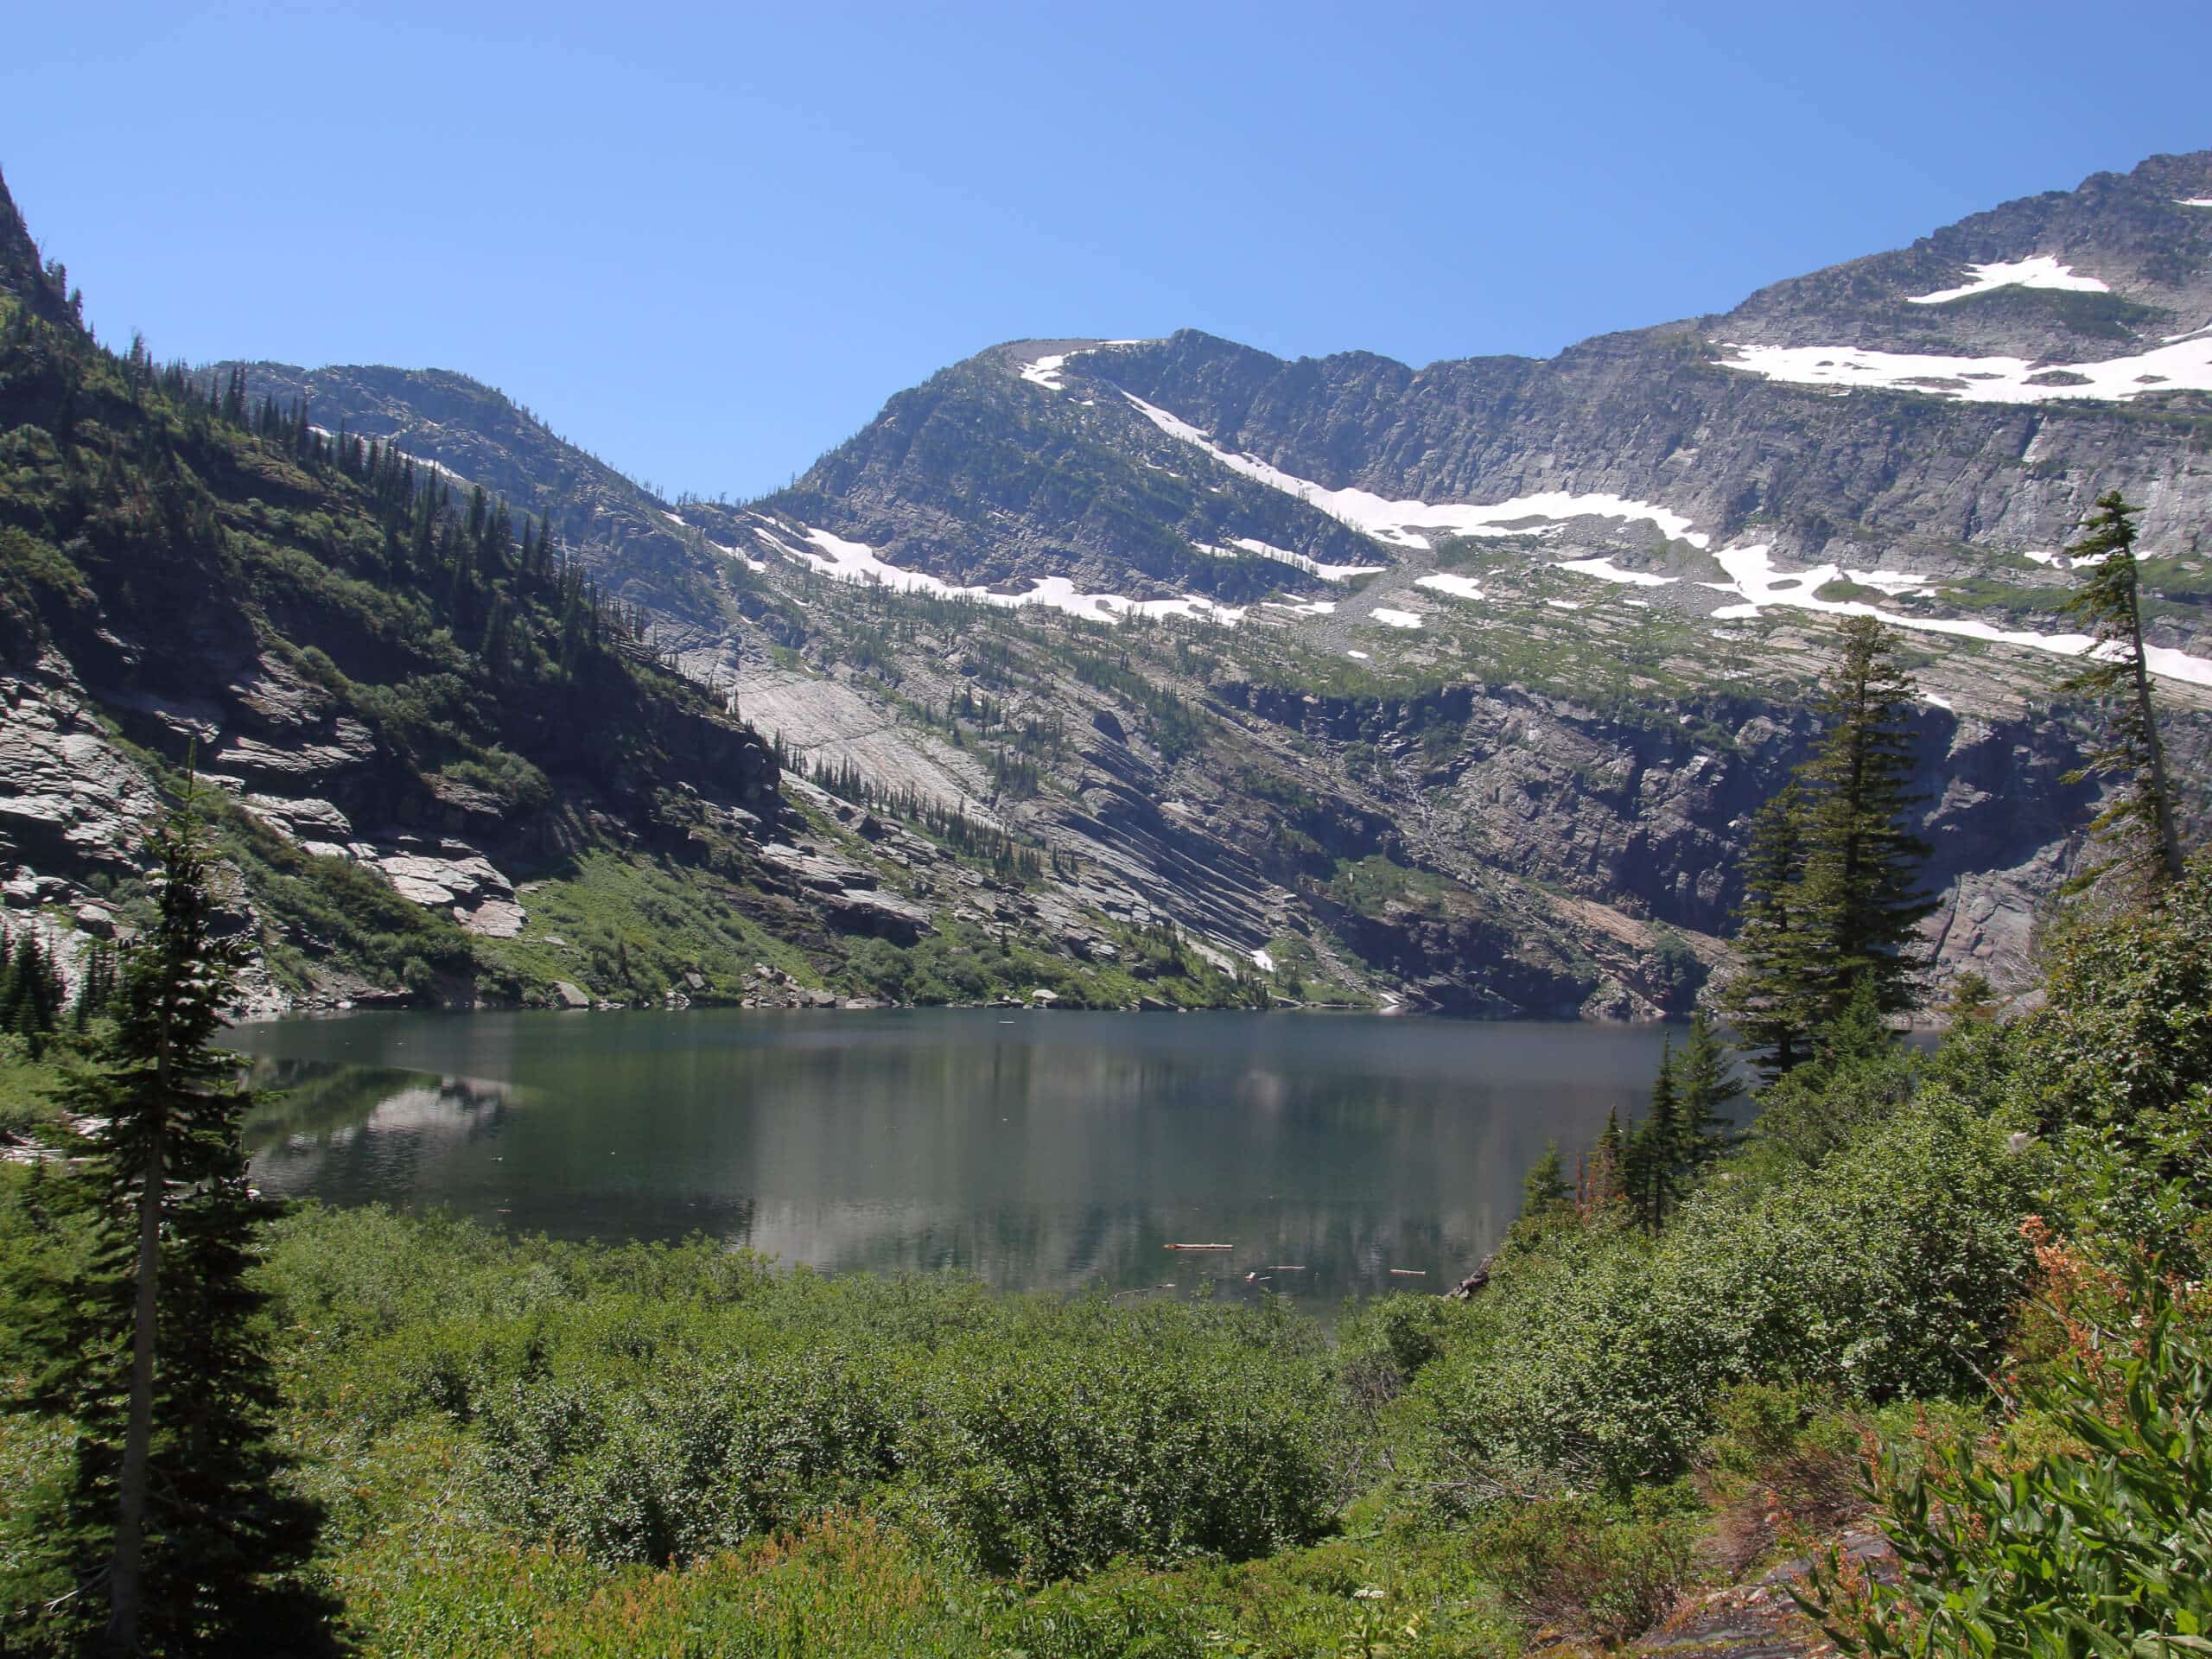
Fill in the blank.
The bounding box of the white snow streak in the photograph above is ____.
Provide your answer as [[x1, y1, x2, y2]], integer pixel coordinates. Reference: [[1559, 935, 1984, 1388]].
[[1225, 537, 1386, 582], [1719, 335, 2212, 404], [1370, 608, 1423, 629], [1557, 556, 1676, 588], [1906, 256, 2110, 306], [748, 518, 1248, 627], [1251, 948, 1276, 973], [1020, 355, 1069, 389], [1019, 340, 1154, 392], [1704, 543, 2212, 688], [2177, 198, 2212, 207], [1121, 392, 1708, 550], [1415, 573, 1487, 601]]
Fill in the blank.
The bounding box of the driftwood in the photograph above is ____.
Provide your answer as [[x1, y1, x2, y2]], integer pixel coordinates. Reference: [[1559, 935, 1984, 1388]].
[[1445, 1248, 1501, 1301]]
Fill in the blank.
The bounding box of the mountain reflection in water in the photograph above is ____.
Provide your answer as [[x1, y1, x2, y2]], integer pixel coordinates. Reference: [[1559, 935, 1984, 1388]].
[[233, 1009, 1703, 1310]]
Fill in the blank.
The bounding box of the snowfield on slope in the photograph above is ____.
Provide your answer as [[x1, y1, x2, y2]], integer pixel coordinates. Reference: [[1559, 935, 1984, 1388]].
[[1905, 256, 2110, 306], [748, 518, 1249, 626], [1718, 335, 2212, 404], [1120, 391, 1709, 550], [1707, 543, 2212, 688]]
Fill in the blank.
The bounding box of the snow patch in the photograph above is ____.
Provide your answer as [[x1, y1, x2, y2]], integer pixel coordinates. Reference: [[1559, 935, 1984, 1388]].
[[1370, 608, 1423, 630], [1018, 340, 1156, 393], [2177, 198, 2212, 207], [748, 517, 1249, 627], [1345, 649, 1370, 659], [1557, 556, 1675, 588], [1719, 335, 2212, 404], [1122, 392, 1707, 550], [1705, 543, 2212, 687], [1415, 573, 1487, 601], [1906, 255, 2110, 306], [1923, 692, 1955, 711], [1543, 599, 1585, 612], [1020, 354, 1070, 390], [1845, 568, 1934, 594], [1251, 948, 1275, 973], [1226, 537, 1386, 582]]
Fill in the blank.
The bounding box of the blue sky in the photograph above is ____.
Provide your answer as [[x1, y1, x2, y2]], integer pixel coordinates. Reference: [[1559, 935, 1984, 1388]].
[[5, 3, 2209, 499]]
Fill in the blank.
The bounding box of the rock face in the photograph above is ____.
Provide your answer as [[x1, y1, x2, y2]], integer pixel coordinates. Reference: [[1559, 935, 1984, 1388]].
[[0, 655, 164, 878]]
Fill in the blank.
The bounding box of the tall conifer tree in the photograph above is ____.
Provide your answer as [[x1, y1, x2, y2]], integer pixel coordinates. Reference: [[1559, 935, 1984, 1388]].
[[1719, 780, 1819, 1079], [2058, 492, 2184, 894], [1629, 1039, 1681, 1231], [1799, 614, 1933, 1023], [1671, 1012, 1738, 1170], [5, 801, 323, 1653]]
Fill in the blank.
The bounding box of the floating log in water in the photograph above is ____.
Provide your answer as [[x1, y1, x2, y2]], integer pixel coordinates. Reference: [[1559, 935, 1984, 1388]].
[[1165, 1243, 1234, 1251], [1388, 1268, 1428, 1276], [1267, 1264, 1308, 1271]]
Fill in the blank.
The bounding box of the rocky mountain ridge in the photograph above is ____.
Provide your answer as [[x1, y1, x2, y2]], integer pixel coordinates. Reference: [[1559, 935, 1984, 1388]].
[[54, 150, 2212, 1014]]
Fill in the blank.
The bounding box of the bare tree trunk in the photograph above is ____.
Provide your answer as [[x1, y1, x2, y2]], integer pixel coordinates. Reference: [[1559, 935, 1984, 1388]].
[[105, 1027, 168, 1654]]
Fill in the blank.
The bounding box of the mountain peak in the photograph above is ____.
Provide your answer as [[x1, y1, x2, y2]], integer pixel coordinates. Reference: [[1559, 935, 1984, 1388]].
[[0, 166, 72, 327]]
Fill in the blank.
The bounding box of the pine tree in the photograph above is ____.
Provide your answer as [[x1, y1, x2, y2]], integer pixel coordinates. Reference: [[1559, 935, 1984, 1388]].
[[1519, 1138, 1568, 1219], [1722, 619, 1935, 1077], [1671, 1012, 1738, 1170], [2058, 492, 2184, 895], [1628, 1039, 1681, 1230], [5, 800, 324, 1653], [1719, 780, 1819, 1080], [1799, 615, 1933, 1024], [1582, 1108, 1628, 1212]]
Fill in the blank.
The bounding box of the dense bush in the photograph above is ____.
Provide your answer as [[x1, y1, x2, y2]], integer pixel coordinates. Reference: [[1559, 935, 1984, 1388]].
[[1411, 1080, 2036, 1494], [257, 1206, 1343, 1586], [476, 1357, 903, 1567], [917, 1334, 1338, 1580]]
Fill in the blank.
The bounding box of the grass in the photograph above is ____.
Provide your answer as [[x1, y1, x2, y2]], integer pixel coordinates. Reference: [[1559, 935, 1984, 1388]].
[[476, 850, 823, 1006]]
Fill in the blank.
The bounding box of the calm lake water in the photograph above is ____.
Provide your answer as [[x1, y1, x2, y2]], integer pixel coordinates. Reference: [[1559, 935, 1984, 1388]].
[[232, 1009, 1694, 1311]]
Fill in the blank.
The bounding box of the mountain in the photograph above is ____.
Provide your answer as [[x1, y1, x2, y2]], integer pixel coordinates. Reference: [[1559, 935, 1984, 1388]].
[[151, 150, 2212, 1015]]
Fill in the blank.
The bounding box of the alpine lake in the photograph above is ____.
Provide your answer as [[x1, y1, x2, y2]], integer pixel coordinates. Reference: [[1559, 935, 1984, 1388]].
[[233, 1008, 1700, 1313]]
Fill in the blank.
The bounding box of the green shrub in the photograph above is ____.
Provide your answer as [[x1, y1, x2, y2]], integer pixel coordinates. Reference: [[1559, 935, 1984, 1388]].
[[918, 1335, 1338, 1580], [1474, 1494, 1700, 1647], [1801, 1280, 2212, 1656], [1411, 1084, 2034, 1494], [475, 1357, 903, 1567]]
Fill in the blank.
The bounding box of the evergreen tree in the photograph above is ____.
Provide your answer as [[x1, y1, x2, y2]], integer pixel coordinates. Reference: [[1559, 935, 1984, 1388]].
[[1719, 780, 1819, 1079], [1, 928, 67, 1052], [2058, 492, 2184, 894], [1628, 1039, 1681, 1230], [4, 801, 324, 1653], [1582, 1109, 1628, 1211], [1799, 615, 1933, 1023], [1723, 619, 1935, 1077], [1670, 1012, 1738, 1170], [1519, 1138, 1568, 1219]]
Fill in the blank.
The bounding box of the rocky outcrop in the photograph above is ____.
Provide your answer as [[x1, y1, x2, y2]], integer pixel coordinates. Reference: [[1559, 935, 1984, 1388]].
[[0, 654, 162, 879]]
